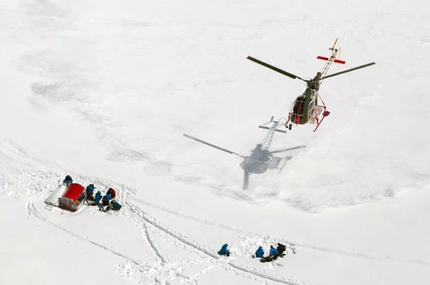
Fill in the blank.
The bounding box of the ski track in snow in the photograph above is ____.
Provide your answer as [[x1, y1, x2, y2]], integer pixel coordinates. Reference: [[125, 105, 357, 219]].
[[14, 168, 305, 285], [131, 196, 430, 267], [4, 168, 429, 284]]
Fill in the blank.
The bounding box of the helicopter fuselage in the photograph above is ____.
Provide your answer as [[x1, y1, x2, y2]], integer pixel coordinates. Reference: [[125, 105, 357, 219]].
[[289, 87, 318, 125], [240, 144, 272, 174], [240, 159, 270, 174]]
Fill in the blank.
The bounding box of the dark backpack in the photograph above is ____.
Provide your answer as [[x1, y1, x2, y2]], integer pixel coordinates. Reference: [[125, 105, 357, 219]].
[[111, 201, 122, 211]]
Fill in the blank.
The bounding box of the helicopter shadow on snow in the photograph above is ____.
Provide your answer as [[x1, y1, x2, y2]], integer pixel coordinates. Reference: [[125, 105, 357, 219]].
[[183, 117, 306, 193]]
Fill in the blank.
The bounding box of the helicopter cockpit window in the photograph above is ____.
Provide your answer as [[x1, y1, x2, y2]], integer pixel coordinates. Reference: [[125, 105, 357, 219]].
[[292, 96, 305, 116]]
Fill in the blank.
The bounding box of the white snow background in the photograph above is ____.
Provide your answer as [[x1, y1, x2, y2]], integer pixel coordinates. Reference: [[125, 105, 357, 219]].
[[1, 0, 430, 284]]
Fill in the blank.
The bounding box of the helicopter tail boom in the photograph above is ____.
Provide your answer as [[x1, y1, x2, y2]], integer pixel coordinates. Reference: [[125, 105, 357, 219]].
[[258, 125, 287, 133]]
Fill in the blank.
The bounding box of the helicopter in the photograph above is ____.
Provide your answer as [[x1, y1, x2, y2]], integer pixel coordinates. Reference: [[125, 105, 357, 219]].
[[183, 117, 305, 189], [247, 38, 375, 132]]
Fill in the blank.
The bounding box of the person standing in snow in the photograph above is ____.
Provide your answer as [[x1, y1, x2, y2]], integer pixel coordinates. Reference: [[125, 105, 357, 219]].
[[217, 244, 230, 257]]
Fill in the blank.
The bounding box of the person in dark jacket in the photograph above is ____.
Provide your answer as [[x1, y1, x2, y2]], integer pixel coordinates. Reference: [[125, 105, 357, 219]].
[[255, 246, 264, 258], [91, 191, 102, 206], [104, 200, 122, 212], [269, 245, 278, 258], [102, 193, 113, 206], [106, 188, 116, 199], [85, 184, 95, 201], [109, 200, 122, 211], [99, 193, 113, 212], [277, 243, 287, 255], [259, 245, 279, 263], [63, 175, 73, 186], [217, 244, 230, 257]]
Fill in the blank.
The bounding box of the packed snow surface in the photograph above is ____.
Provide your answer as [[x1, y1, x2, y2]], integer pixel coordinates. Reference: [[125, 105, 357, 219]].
[[1, 0, 429, 284]]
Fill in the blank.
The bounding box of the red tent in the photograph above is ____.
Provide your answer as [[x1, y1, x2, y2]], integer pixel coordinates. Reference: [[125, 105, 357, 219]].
[[58, 183, 85, 212]]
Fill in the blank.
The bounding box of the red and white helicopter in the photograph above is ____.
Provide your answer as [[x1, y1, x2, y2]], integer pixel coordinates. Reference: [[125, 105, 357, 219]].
[[247, 39, 375, 132]]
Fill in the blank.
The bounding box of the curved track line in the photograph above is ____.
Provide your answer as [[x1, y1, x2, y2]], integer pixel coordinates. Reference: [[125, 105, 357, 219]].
[[126, 202, 304, 285], [131, 196, 430, 267], [27, 196, 145, 269]]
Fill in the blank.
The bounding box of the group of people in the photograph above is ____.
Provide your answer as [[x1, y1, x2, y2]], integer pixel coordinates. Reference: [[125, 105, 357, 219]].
[[85, 183, 122, 212], [255, 243, 287, 262], [217, 242, 288, 262], [63, 175, 122, 212]]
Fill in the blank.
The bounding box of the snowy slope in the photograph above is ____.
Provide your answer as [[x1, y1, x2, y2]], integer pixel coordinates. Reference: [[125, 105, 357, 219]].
[[1, 0, 430, 284]]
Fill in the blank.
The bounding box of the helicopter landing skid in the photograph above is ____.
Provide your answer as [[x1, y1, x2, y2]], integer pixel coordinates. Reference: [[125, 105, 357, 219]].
[[269, 156, 291, 173], [313, 106, 330, 132]]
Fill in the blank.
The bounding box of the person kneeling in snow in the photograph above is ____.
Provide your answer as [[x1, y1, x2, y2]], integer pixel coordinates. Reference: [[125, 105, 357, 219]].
[[217, 244, 230, 257], [277, 243, 286, 256], [99, 192, 113, 212], [269, 245, 279, 258], [254, 246, 264, 258], [106, 187, 116, 199], [85, 184, 95, 202], [63, 175, 73, 186], [102, 193, 113, 206], [91, 191, 102, 206]]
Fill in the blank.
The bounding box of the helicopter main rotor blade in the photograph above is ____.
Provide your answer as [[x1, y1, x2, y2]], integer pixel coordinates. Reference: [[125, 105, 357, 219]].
[[270, 145, 306, 154], [322, 62, 376, 80], [247, 56, 307, 82], [183, 134, 244, 157]]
